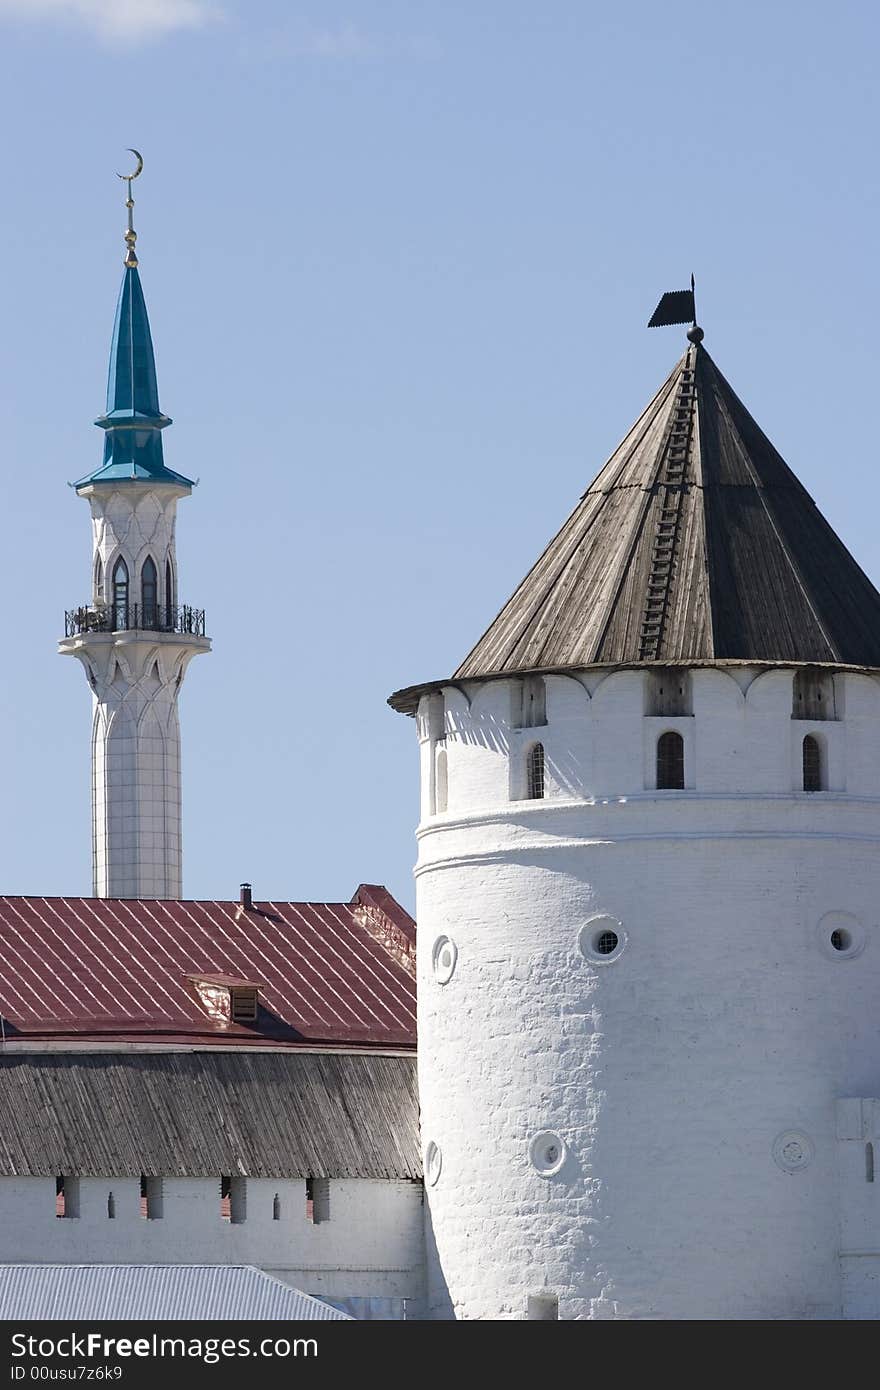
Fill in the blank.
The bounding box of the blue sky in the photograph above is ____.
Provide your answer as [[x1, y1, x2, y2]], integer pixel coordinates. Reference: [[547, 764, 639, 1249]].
[[0, 1, 878, 911]]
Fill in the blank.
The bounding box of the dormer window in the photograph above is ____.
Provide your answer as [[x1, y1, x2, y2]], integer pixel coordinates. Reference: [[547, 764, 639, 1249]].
[[187, 974, 262, 1027], [231, 987, 258, 1022]]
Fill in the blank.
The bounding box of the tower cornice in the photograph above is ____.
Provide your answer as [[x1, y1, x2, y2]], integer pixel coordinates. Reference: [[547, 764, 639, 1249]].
[[74, 477, 192, 501]]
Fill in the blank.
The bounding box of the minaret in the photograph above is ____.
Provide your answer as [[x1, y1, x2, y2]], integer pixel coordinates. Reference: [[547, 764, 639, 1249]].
[[59, 155, 210, 899], [391, 307, 880, 1320]]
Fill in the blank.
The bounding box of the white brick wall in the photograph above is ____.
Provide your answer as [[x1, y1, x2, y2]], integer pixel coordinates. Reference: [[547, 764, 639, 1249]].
[[836, 1099, 880, 1319], [414, 666, 880, 1319], [0, 1177, 425, 1307]]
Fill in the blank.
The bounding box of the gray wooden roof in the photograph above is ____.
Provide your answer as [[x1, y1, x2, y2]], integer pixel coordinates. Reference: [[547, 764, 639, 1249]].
[[0, 1051, 420, 1180], [390, 340, 880, 711]]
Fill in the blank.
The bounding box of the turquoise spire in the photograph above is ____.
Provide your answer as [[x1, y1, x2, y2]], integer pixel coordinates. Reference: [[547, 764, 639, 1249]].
[[75, 159, 193, 489], [103, 266, 164, 424]]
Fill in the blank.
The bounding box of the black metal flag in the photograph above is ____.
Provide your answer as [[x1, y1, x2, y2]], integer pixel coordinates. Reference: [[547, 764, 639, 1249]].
[[648, 276, 696, 328]]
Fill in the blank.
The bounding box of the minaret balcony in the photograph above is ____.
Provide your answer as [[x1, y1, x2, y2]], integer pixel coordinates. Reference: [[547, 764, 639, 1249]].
[[64, 603, 207, 639]]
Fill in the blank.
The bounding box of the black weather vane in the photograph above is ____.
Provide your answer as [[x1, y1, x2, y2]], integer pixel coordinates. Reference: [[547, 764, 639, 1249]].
[[648, 274, 703, 343]]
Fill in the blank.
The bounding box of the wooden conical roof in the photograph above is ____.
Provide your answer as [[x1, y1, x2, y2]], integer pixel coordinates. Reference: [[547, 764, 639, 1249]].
[[390, 339, 880, 712]]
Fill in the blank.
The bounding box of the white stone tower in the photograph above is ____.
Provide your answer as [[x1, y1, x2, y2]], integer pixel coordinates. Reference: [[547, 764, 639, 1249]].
[[59, 160, 210, 899], [390, 315, 880, 1320]]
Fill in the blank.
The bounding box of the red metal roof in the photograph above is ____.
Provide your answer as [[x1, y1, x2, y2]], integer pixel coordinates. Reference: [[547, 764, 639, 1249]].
[[0, 884, 416, 1049]]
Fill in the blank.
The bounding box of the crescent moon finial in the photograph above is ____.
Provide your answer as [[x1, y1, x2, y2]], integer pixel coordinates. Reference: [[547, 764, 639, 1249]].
[[116, 149, 143, 268], [116, 149, 144, 181]]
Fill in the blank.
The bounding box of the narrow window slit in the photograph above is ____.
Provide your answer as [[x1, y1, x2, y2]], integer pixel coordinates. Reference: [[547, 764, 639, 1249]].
[[140, 1175, 163, 1220], [306, 1177, 330, 1224], [56, 1176, 79, 1219], [221, 1176, 246, 1224]]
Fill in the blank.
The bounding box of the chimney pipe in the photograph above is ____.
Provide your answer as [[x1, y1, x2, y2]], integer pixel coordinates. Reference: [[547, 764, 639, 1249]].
[[240, 883, 252, 910]]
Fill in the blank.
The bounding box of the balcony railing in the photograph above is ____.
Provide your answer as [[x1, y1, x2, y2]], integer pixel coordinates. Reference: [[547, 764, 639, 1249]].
[[64, 604, 207, 639]]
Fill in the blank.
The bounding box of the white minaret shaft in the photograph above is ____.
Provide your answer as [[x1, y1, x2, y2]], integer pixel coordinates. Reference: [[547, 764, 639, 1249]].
[[59, 161, 210, 898]]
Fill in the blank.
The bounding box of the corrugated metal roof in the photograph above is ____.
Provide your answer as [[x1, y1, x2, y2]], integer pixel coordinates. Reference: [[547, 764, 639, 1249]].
[[0, 1265, 352, 1320], [389, 339, 880, 711], [0, 1051, 420, 1179], [0, 885, 415, 1048]]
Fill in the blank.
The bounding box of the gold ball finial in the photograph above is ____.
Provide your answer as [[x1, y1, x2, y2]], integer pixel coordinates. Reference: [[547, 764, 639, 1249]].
[[124, 228, 138, 268]]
